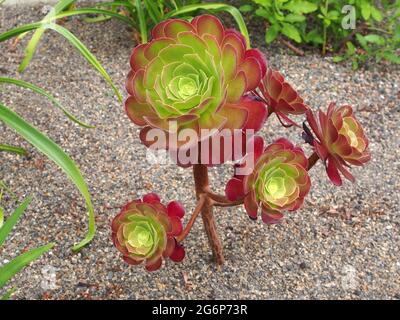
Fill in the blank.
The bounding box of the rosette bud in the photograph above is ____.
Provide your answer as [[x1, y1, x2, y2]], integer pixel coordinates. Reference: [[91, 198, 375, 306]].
[[111, 193, 185, 271], [225, 138, 311, 224], [305, 102, 371, 186]]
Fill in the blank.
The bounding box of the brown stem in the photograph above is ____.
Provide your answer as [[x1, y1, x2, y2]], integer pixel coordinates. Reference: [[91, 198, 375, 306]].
[[176, 194, 206, 242], [280, 38, 305, 56], [207, 190, 243, 207], [308, 152, 320, 170], [212, 199, 244, 207], [193, 164, 225, 265]]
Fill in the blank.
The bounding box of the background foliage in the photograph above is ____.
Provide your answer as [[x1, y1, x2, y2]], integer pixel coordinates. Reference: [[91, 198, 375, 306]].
[[239, 0, 400, 68]]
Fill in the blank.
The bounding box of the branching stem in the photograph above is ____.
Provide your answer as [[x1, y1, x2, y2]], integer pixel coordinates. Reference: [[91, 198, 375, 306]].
[[176, 194, 206, 242], [308, 152, 320, 170]]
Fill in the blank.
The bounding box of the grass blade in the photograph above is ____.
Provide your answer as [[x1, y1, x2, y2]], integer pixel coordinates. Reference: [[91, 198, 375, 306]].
[[19, 0, 77, 72], [56, 8, 134, 25], [0, 104, 96, 251], [0, 23, 43, 42], [0, 207, 3, 229], [166, 3, 250, 48], [96, 1, 134, 9], [135, 0, 148, 43], [144, 0, 163, 24], [1, 288, 16, 300], [0, 144, 27, 156], [0, 77, 94, 128], [0, 243, 54, 289], [0, 196, 32, 247], [45, 24, 122, 102]]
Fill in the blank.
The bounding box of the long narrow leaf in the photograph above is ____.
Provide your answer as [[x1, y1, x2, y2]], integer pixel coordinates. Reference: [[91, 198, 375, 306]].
[[0, 104, 96, 251], [0, 196, 32, 247], [19, 0, 77, 72], [0, 207, 3, 229], [135, 0, 148, 43], [0, 243, 54, 289], [1, 288, 16, 300], [0, 9, 133, 42], [96, 1, 135, 9], [45, 24, 122, 102], [0, 23, 44, 42], [56, 8, 134, 25], [166, 3, 250, 48], [0, 144, 27, 156], [144, 0, 163, 24], [0, 77, 94, 128]]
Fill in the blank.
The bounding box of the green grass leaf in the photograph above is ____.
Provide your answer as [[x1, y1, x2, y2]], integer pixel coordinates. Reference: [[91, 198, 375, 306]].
[[0, 104, 96, 251], [0, 22, 44, 42], [135, 0, 148, 43], [0, 77, 94, 128], [1, 288, 16, 300], [166, 3, 251, 48], [144, 0, 163, 24], [0, 144, 27, 156], [0, 207, 3, 229], [0, 243, 54, 289], [18, 0, 77, 72], [45, 24, 122, 102], [0, 12, 126, 102], [0, 196, 32, 247]]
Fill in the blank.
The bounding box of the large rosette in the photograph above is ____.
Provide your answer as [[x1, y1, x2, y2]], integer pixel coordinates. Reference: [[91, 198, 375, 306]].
[[125, 15, 268, 164]]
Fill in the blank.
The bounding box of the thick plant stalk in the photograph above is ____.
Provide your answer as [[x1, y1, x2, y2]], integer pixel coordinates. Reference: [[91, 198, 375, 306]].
[[308, 152, 320, 170], [193, 164, 225, 265]]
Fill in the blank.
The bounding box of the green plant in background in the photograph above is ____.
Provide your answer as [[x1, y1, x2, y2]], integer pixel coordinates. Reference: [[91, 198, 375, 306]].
[[240, 0, 400, 68], [0, 79, 95, 251], [0, 196, 54, 300]]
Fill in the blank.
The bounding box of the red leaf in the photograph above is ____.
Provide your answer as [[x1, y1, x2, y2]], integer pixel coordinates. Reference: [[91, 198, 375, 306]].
[[225, 178, 245, 201], [143, 193, 161, 203], [167, 201, 185, 218], [326, 156, 342, 186]]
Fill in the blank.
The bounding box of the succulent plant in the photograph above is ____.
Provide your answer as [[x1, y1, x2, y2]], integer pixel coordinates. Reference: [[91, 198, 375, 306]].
[[111, 193, 185, 271], [305, 102, 371, 186], [125, 14, 268, 156], [115, 12, 372, 271], [258, 65, 308, 126], [225, 138, 311, 224]]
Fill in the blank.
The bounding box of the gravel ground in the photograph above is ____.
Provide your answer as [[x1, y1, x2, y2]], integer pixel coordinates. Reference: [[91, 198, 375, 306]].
[[0, 3, 399, 300]]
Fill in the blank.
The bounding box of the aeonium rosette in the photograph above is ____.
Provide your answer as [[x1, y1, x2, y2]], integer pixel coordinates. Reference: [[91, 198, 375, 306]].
[[257, 64, 308, 127], [125, 14, 268, 164], [225, 138, 311, 224], [305, 102, 371, 186], [111, 193, 185, 271]]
